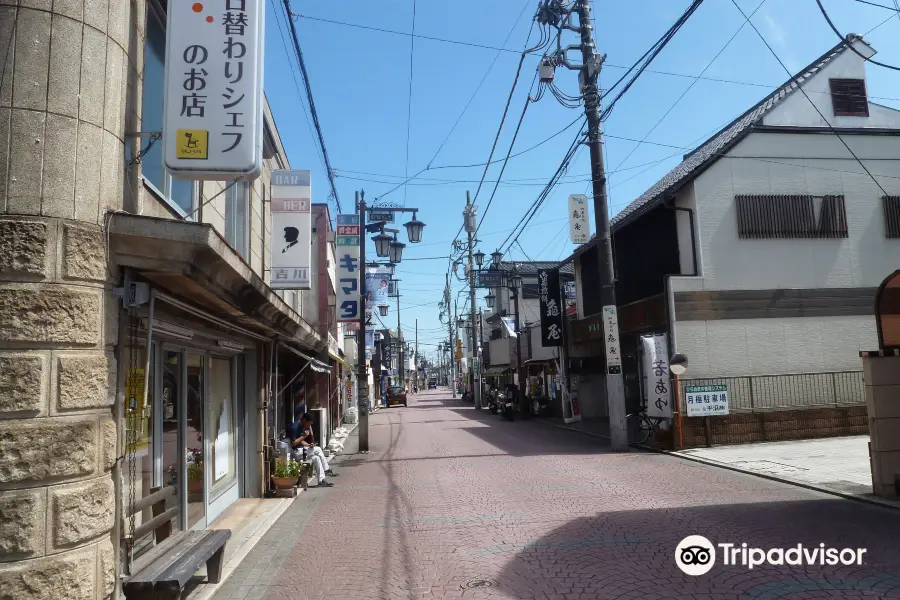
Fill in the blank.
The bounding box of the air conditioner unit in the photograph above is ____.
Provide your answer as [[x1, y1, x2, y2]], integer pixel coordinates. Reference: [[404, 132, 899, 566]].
[[140, 318, 194, 341]]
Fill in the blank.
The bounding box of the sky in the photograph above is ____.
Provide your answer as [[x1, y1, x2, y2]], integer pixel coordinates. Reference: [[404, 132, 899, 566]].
[[262, 0, 900, 362]]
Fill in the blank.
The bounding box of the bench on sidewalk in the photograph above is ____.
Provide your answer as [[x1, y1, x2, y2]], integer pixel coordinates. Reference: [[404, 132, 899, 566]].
[[122, 485, 231, 600]]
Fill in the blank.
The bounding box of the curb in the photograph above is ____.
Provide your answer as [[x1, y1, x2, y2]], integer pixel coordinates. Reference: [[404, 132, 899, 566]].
[[534, 418, 900, 513]]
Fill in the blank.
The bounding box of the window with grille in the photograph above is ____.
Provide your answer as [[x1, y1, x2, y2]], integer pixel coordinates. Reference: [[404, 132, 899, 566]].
[[735, 195, 848, 239], [883, 196, 900, 238], [829, 79, 869, 117]]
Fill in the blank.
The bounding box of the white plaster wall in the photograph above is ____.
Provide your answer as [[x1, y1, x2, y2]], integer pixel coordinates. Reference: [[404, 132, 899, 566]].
[[673, 315, 877, 378], [761, 40, 900, 130], [489, 338, 510, 366], [689, 132, 900, 291]]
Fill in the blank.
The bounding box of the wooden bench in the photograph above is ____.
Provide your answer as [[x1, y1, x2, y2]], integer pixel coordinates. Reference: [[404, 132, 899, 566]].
[[122, 485, 231, 600]]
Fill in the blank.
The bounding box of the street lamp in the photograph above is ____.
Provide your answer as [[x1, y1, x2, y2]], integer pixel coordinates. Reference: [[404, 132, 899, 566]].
[[484, 292, 495, 309], [457, 317, 465, 329], [491, 249, 503, 267], [474, 249, 485, 268], [372, 231, 392, 258], [389, 234, 405, 264], [404, 212, 425, 244]]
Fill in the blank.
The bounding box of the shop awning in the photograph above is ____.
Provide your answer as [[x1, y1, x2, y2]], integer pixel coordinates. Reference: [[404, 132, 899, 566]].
[[329, 352, 352, 370], [283, 343, 331, 373], [524, 358, 554, 365], [483, 366, 510, 376]]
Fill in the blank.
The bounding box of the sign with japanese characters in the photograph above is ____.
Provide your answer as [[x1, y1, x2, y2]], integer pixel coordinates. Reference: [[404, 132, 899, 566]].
[[601, 305, 622, 374], [568, 194, 589, 244], [164, 0, 265, 180], [270, 170, 311, 289], [564, 281, 576, 301], [476, 270, 505, 288], [368, 211, 395, 223], [640, 333, 671, 419], [685, 384, 729, 417], [537, 269, 563, 347], [336, 214, 360, 322]]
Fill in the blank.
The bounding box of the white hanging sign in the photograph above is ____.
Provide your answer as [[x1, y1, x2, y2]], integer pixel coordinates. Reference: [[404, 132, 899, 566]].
[[568, 194, 589, 244], [641, 333, 672, 419], [164, 0, 265, 180], [270, 170, 311, 289], [601, 305, 622, 374]]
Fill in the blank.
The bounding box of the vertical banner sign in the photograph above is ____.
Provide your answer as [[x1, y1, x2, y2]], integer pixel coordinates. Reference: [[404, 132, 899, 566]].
[[164, 0, 265, 180], [336, 215, 360, 322], [568, 194, 589, 244], [641, 334, 672, 419], [270, 170, 311, 289], [537, 269, 563, 347], [601, 306, 622, 374], [365, 267, 391, 307]]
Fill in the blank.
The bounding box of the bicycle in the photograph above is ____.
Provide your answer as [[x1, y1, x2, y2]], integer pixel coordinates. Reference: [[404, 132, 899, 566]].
[[626, 408, 664, 445]]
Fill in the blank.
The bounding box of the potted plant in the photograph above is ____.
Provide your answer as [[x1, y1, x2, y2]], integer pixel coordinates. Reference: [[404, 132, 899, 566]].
[[186, 448, 204, 493], [272, 458, 300, 489]]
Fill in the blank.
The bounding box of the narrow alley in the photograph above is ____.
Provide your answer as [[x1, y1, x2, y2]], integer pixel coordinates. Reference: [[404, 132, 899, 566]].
[[211, 390, 900, 600]]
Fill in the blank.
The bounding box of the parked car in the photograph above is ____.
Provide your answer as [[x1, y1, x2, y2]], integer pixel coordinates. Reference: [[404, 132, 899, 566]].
[[427, 380, 437, 389], [387, 386, 407, 407]]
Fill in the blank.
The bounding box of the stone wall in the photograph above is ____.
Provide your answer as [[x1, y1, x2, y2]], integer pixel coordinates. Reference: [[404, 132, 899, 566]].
[[0, 1, 142, 598]]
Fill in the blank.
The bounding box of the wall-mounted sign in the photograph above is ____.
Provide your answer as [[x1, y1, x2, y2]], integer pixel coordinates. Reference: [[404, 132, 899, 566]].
[[270, 170, 311, 289], [164, 0, 265, 180], [640, 333, 671, 419], [336, 214, 360, 322], [569, 194, 589, 244], [601, 305, 622, 374], [685, 384, 729, 417], [538, 269, 563, 347], [565, 281, 576, 300], [477, 270, 505, 288]]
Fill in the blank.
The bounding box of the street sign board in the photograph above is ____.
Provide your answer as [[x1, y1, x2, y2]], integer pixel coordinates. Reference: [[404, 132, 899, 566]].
[[477, 270, 505, 288], [336, 214, 360, 322], [685, 384, 729, 417], [601, 305, 622, 374], [569, 194, 589, 244], [368, 211, 395, 223], [640, 333, 671, 419]]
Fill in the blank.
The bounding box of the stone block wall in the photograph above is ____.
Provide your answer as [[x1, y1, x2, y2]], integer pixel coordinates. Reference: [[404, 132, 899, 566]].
[[0, 1, 144, 598]]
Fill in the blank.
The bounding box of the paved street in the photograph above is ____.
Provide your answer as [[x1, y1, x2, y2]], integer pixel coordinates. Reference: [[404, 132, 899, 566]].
[[213, 389, 900, 600]]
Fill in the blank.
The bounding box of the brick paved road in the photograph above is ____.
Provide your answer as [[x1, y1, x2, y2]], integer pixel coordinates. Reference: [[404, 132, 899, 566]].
[[214, 389, 900, 600]]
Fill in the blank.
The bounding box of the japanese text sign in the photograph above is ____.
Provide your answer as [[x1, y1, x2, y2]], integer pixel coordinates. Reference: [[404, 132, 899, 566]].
[[640, 333, 671, 419], [685, 384, 730, 417], [601, 305, 622, 374], [476, 270, 505, 288], [270, 170, 311, 289], [568, 194, 589, 244], [336, 214, 360, 322], [164, 0, 265, 180], [537, 269, 563, 347]]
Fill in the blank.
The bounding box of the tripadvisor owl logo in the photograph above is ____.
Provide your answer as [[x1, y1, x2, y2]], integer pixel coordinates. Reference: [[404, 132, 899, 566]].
[[675, 535, 867, 576]]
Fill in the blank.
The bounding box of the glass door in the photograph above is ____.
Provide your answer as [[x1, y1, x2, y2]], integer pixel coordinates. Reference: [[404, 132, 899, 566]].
[[160, 349, 182, 531], [186, 353, 206, 530]]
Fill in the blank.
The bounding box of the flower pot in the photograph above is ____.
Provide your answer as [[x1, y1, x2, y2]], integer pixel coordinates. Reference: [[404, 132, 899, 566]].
[[272, 476, 297, 489], [188, 480, 203, 493]]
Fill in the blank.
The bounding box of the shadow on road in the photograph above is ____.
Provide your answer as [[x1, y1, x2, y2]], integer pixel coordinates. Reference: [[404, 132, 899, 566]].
[[493, 497, 900, 598]]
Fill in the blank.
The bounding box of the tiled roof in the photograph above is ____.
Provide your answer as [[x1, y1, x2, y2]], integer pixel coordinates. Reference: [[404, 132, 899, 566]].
[[609, 35, 864, 230], [494, 261, 575, 275]]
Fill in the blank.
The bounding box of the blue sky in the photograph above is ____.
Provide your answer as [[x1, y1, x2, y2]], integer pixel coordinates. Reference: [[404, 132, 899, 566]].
[[262, 0, 900, 359]]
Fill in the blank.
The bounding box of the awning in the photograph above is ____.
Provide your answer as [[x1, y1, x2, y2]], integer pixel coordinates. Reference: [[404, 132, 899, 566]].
[[501, 317, 517, 337], [283, 343, 331, 373], [524, 358, 554, 365], [484, 366, 510, 376], [329, 352, 352, 370]]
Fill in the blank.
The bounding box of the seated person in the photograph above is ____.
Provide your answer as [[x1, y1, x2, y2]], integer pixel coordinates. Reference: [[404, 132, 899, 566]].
[[287, 411, 337, 487]]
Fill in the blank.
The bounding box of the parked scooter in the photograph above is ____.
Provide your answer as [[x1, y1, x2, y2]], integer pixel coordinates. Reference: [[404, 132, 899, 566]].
[[488, 389, 503, 414]]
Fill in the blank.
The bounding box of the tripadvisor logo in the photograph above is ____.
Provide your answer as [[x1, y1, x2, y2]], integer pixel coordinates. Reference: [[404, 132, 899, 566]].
[[675, 535, 867, 576]]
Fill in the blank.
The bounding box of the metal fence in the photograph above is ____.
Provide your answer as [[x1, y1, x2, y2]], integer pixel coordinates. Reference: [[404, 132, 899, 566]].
[[677, 370, 865, 413]]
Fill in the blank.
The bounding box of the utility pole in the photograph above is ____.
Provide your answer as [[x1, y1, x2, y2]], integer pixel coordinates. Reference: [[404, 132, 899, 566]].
[[465, 192, 482, 410], [512, 275, 524, 416], [397, 289, 403, 388], [575, 0, 627, 450], [415, 319, 419, 391], [355, 191, 369, 452], [445, 273, 456, 398]]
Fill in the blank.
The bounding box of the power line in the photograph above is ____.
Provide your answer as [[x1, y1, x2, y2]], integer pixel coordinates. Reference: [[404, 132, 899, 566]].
[[283, 1, 342, 212], [610, 0, 766, 172], [814, 0, 900, 71], [851, 0, 899, 10], [730, 0, 889, 197], [403, 0, 417, 204]]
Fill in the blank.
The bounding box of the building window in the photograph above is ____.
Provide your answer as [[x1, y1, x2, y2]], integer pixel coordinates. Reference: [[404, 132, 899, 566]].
[[141, 1, 196, 217], [883, 196, 900, 238], [226, 182, 250, 258], [736, 195, 848, 239], [829, 79, 869, 117]]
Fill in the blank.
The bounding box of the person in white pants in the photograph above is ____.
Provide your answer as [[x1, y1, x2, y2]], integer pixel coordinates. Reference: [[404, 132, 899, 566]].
[[292, 413, 337, 487]]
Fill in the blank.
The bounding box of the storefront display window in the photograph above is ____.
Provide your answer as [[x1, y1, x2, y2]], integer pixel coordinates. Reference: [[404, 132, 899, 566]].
[[209, 357, 236, 493]]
